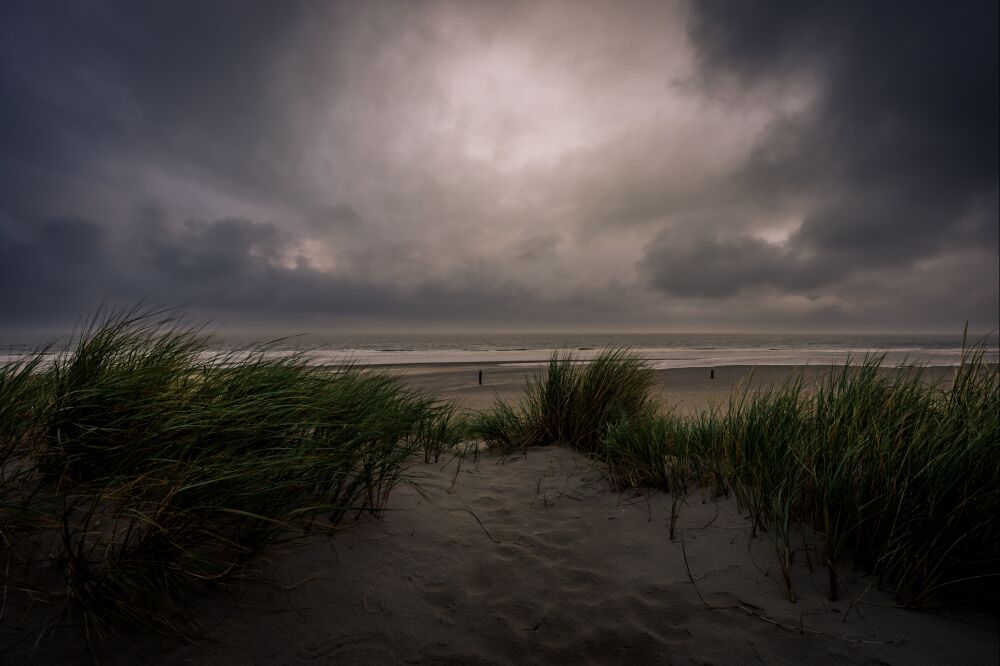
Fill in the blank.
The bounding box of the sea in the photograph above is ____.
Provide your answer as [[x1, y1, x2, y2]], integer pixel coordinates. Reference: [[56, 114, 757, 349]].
[[3, 332, 995, 369]]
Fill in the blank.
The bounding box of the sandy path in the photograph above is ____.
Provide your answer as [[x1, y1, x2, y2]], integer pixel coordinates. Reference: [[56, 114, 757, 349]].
[[13, 446, 991, 664]]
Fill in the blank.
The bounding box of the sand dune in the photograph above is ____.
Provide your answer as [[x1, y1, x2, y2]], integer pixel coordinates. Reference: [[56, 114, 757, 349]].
[[2, 364, 993, 664], [10, 445, 992, 664]]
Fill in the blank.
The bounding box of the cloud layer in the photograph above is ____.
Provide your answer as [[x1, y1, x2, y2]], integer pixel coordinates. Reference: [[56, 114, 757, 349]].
[[1, 0, 996, 332]]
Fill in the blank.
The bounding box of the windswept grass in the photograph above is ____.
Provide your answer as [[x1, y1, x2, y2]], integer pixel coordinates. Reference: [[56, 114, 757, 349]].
[[602, 409, 691, 540], [472, 347, 654, 454], [410, 401, 467, 464], [475, 343, 1000, 607], [0, 306, 458, 637], [39, 307, 206, 481], [3, 317, 996, 640], [0, 349, 49, 536], [710, 350, 1000, 605]]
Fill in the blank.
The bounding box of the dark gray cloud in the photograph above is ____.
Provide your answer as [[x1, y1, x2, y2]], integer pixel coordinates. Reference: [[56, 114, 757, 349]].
[[641, 0, 998, 316], [0, 1, 326, 214], [642, 233, 833, 298], [1, 207, 632, 331], [0, 0, 996, 333], [0, 216, 112, 321]]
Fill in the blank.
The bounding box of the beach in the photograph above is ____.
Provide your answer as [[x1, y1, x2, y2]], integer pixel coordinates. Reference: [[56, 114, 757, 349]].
[[390, 362, 960, 415], [3, 361, 995, 665], [4, 0, 997, 661]]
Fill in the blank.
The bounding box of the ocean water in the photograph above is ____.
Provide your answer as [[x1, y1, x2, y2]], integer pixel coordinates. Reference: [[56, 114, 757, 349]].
[[277, 332, 1000, 368], [6, 332, 993, 369]]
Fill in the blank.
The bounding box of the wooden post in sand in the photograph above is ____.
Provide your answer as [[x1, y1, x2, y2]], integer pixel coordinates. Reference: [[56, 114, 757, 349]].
[[478, 370, 483, 385], [710, 368, 714, 379]]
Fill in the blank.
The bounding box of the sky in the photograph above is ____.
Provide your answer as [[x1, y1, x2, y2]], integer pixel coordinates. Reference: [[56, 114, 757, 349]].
[[0, 0, 997, 334]]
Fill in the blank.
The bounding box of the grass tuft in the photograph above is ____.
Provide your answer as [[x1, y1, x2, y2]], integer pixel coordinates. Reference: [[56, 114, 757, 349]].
[[1, 306, 457, 638], [472, 347, 654, 454], [475, 342, 999, 606]]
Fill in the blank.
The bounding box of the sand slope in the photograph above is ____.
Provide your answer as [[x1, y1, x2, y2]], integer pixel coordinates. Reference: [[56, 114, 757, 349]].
[[9, 446, 995, 664]]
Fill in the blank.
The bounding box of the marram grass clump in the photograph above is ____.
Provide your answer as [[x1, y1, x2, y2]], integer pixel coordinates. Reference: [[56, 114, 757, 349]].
[[708, 351, 1000, 605], [472, 347, 654, 454], [475, 344, 999, 607], [601, 408, 691, 540], [0, 349, 49, 535], [0, 306, 460, 638]]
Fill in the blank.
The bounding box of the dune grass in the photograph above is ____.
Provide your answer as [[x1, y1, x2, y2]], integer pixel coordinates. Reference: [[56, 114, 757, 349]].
[[474, 344, 999, 606], [411, 401, 467, 464], [0, 307, 460, 638], [601, 408, 691, 540], [473, 347, 654, 454], [0, 349, 49, 538], [710, 351, 1000, 604], [4, 317, 996, 639]]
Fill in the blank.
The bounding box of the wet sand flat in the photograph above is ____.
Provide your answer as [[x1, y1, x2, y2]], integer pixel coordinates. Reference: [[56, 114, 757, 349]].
[[388, 363, 958, 415]]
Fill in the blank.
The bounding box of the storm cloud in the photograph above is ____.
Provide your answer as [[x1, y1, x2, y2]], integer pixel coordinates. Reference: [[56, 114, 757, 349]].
[[642, 1, 998, 306], [0, 1, 996, 333]]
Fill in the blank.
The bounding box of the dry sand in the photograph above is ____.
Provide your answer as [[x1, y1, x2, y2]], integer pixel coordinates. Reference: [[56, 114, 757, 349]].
[[2, 364, 995, 664]]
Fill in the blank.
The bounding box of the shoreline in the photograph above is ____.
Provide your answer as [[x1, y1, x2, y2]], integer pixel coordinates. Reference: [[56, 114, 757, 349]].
[[385, 363, 963, 414]]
